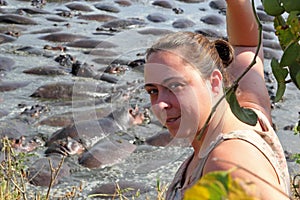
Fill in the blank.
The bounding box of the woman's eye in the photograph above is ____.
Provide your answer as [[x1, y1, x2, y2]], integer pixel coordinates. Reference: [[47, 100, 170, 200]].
[[146, 88, 158, 95], [168, 82, 184, 91]]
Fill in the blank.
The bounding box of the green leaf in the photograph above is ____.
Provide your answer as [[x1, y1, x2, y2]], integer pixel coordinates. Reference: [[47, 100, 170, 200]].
[[184, 171, 258, 200], [184, 171, 229, 200], [280, 41, 300, 67], [281, 0, 300, 13], [274, 13, 300, 50], [279, 40, 300, 90], [262, 0, 284, 16], [272, 58, 288, 81], [288, 62, 300, 89], [226, 87, 258, 126], [286, 11, 300, 37], [271, 58, 288, 102]]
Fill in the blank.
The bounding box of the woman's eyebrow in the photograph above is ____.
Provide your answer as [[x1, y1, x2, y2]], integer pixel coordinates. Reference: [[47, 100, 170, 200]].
[[144, 76, 184, 88], [144, 83, 155, 88], [162, 76, 185, 84]]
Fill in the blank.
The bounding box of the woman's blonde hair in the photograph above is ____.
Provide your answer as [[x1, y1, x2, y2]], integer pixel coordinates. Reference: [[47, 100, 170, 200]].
[[146, 32, 234, 86]]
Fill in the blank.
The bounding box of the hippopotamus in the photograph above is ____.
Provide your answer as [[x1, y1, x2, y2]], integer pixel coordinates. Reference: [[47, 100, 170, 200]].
[[0, 33, 16, 44], [103, 64, 128, 75], [200, 14, 224, 25], [114, 0, 132, 7], [27, 154, 70, 187], [0, 81, 30, 92], [45, 106, 145, 157], [39, 106, 113, 127], [77, 14, 117, 22], [39, 32, 89, 42], [65, 2, 94, 12], [15, 46, 54, 57], [23, 65, 70, 76], [0, 56, 15, 76], [137, 27, 173, 36], [30, 82, 74, 100], [66, 39, 117, 49], [17, 7, 51, 15], [0, 14, 38, 25], [30, 27, 63, 34], [20, 104, 50, 119], [152, 0, 175, 9], [101, 18, 147, 30], [88, 180, 150, 198], [146, 13, 169, 23], [71, 61, 119, 83], [30, 81, 111, 100], [78, 137, 136, 169], [0, 120, 45, 152], [172, 18, 195, 29], [94, 3, 120, 13]]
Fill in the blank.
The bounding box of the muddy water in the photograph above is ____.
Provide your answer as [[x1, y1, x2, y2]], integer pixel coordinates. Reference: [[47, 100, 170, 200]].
[[0, 0, 299, 199]]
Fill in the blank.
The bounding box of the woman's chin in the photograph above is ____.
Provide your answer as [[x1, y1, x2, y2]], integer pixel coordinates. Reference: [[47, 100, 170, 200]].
[[168, 130, 177, 138], [169, 127, 198, 141], [169, 129, 190, 139]]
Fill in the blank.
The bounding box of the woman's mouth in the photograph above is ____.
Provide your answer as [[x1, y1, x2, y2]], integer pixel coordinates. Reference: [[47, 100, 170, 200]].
[[165, 116, 180, 125]]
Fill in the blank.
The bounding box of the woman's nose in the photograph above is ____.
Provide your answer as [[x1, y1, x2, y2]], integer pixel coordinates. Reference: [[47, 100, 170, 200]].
[[154, 90, 173, 110], [155, 101, 170, 110]]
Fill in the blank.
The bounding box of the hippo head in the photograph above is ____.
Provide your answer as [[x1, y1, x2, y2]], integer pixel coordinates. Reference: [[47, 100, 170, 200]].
[[2, 135, 45, 153], [128, 106, 147, 126], [45, 136, 85, 156], [106, 106, 144, 130]]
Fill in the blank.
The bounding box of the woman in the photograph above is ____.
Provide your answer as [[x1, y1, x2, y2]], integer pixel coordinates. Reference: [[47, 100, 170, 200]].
[[144, 0, 290, 199]]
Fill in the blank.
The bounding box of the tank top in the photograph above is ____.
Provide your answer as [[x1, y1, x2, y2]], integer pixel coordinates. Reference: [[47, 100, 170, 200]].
[[165, 109, 290, 199]]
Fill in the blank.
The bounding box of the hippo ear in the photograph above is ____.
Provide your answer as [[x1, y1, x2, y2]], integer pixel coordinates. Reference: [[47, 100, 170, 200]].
[[128, 107, 135, 117], [129, 105, 140, 117]]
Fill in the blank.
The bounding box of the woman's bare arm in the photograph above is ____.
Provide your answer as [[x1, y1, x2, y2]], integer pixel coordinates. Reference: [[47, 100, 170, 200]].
[[226, 0, 272, 122], [226, 0, 259, 46]]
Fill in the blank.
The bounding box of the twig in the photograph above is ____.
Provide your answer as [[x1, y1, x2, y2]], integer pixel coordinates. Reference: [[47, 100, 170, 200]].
[[45, 156, 66, 200]]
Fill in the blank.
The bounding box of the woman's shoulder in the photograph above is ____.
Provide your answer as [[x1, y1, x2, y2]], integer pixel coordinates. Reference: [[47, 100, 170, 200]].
[[203, 137, 286, 199], [203, 126, 290, 199]]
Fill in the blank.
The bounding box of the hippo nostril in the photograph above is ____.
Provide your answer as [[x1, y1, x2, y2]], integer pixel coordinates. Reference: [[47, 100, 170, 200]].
[[33, 136, 45, 145], [15, 138, 21, 144]]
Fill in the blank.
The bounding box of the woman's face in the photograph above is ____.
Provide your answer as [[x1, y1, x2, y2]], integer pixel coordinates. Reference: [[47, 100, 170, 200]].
[[144, 51, 213, 139]]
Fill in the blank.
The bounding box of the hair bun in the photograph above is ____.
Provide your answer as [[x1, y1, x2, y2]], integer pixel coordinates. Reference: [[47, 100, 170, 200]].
[[213, 39, 234, 68]]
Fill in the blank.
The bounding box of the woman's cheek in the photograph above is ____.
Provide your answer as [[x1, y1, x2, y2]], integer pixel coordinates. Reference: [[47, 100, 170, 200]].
[[151, 104, 167, 125]]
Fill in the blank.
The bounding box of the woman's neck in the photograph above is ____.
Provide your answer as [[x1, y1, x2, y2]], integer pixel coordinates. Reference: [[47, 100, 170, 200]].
[[192, 102, 261, 156], [192, 102, 235, 156]]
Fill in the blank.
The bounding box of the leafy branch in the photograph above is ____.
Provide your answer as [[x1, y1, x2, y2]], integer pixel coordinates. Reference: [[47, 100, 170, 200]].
[[262, 0, 300, 101]]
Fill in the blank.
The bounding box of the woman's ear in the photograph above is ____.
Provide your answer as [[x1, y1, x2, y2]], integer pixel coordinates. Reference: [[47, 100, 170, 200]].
[[210, 69, 223, 96]]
